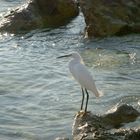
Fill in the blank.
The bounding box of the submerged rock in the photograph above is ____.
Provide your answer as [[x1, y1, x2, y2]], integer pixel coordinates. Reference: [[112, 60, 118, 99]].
[[0, 0, 79, 33], [79, 0, 140, 37], [72, 104, 140, 140]]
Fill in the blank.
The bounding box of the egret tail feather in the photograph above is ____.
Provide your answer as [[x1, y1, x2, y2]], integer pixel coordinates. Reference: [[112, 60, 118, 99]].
[[97, 90, 103, 97], [93, 88, 103, 97]]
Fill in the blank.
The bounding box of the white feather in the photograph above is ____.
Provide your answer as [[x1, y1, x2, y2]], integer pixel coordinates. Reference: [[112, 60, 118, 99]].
[[69, 52, 101, 97]]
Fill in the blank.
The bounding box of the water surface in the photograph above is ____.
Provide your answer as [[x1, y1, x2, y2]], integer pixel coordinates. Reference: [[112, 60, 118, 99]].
[[0, 1, 140, 140]]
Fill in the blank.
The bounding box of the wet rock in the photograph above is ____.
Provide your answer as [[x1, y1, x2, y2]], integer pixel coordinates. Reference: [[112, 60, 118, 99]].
[[72, 104, 140, 140], [79, 0, 140, 37], [102, 104, 140, 129], [0, 0, 79, 33], [0, 1, 41, 33], [115, 129, 140, 140], [125, 129, 140, 140]]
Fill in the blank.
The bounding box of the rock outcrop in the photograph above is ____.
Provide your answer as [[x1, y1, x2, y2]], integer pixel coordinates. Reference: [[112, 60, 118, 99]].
[[72, 104, 140, 140], [0, 0, 79, 33], [79, 0, 140, 37]]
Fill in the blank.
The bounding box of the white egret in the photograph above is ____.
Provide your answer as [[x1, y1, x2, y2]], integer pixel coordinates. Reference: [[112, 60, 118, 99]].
[[58, 52, 101, 112]]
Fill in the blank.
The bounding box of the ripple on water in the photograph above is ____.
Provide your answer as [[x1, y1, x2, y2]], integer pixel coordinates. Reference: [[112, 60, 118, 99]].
[[0, 2, 140, 139]]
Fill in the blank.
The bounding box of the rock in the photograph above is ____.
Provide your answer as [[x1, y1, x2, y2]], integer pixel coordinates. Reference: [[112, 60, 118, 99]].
[[115, 129, 140, 140], [125, 129, 140, 140], [0, 0, 79, 33], [0, 1, 42, 33], [72, 104, 140, 140], [79, 0, 140, 37], [36, 0, 79, 26], [102, 104, 140, 129]]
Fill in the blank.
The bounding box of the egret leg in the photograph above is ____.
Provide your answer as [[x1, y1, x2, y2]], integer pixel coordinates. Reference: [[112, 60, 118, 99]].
[[85, 88, 89, 112], [81, 88, 85, 110]]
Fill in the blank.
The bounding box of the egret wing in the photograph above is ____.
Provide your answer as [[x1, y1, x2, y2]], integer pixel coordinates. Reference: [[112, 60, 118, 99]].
[[70, 63, 100, 97], [72, 63, 94, 88]]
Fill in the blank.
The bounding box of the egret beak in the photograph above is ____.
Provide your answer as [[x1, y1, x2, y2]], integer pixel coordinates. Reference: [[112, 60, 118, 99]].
[[57, 54, 72, 58]]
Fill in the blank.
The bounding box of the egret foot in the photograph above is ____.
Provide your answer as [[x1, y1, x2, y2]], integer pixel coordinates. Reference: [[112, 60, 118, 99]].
[[77, 110, 91, 117]]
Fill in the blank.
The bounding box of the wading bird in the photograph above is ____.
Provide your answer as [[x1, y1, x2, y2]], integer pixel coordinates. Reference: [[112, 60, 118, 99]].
[[58, 52, 101, 112]]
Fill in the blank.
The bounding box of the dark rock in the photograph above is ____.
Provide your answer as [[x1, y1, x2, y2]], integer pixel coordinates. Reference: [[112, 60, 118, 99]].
[[102, 104, 140, 129], [115, 129, 140, 140], [79, 0, 140, 37], [35, 0, 79, 27], [125, 129, 140, 140], [72, 104, 140, 140], [0, 0, 79, 33]]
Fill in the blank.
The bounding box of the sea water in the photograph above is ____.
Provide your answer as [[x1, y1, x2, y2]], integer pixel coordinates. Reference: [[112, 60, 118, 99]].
[[0, 1, 140, 140]]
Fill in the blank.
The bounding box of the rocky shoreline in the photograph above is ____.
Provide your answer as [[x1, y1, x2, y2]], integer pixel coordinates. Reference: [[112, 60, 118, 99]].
[[0, 0, 79, 33], [79, 0, 140, 37], [55, 104, 140, 140], [72, 104, 140, 140], [0, 0, 140, 37]]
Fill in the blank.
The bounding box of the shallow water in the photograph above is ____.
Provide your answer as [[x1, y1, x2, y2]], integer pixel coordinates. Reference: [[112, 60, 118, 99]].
[[0, 1, 140, 140]]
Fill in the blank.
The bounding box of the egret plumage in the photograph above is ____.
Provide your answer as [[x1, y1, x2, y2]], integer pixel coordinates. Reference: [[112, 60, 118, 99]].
[[58, 52, 101, 112]]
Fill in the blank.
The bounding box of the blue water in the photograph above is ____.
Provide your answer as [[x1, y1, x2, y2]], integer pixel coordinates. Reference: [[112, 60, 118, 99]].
[[0, 1, 140, 140]]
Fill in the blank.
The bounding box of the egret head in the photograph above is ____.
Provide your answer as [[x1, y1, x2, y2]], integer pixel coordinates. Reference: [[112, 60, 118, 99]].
[[70, 52, 82, 61]]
